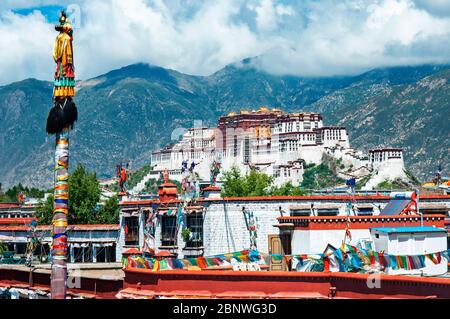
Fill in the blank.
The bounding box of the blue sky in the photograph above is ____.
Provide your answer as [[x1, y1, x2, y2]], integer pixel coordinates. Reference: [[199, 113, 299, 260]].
[[12, 5, 66, 25], [0, 0, 450, 84]]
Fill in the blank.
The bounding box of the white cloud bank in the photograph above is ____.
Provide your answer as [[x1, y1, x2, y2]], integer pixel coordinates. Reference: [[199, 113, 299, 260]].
[[0, 0, 450, 84]]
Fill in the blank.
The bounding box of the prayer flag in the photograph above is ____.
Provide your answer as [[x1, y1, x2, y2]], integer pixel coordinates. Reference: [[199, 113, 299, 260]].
[[152, 259, 160, 271], [173, 259, 185, 269], [177, 205, 183, 226], [400, 256, 408, 269], [272, 254, 283, 261], [197, 257, 208, 269], [159, 259, 170, 270], [389, 256, 397, 269], [188, 258, 198, 266]]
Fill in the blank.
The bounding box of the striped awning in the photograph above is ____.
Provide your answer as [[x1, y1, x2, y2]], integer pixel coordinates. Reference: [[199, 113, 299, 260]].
[[355, 204, 374, 209], [315, 204, 340, 210], [69, 242, 116, 247], [418, 203, 448, 210], [121, 209, 141, 216], [290, 205, 312, 210]]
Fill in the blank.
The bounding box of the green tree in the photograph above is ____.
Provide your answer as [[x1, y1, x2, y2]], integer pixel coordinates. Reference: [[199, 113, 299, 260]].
[[35, 165, 120, 225], [68, 164, 101, 224], [221, 167, 309, 197], [0, 182, 6, 203], [243, 169, 273, 196], [95, 196, 119, 224], [4, 183, 24, 202], [300, 163, 345, 190], [270, 181, 307, 196], [144, 177, 182, 194], [0, 241, 7, 254], [221, 166, 246, 197], [375, 178, 409, 190], [355, 175, 372, 190], [36, 194, 54, 225], [0, 183, 46, 203], [127, 164, 152, 189]]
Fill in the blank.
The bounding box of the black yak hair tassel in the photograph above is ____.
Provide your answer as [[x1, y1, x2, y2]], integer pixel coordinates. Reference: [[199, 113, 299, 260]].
[[46, 97, 78, 134], [62, 98, 78, 129], [46, 102, 65, 134]]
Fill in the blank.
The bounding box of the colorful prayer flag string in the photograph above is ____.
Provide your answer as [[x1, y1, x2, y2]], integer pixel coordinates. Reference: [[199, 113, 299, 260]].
[[123, 248, 450, 273]]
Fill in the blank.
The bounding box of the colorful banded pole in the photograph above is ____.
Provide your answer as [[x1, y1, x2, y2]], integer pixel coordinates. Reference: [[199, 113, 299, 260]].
[[51, 128, 70, 298], [48, 11, 78, 299]]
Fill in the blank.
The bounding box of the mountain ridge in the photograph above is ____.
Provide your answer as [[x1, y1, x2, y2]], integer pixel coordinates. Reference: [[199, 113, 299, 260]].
[[0, 62, 448, 189]]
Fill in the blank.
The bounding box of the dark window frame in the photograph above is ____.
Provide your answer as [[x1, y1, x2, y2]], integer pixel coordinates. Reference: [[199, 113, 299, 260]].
[[124, 216, 139, 246], [357, 208, 374, 216], [185, 213, 204, 248], [290, 209, 311, 217], [317, 209, 339, 216], [161, 216, 177, 246], [73, 245, 93, 263], [244, 136, 250, 164]]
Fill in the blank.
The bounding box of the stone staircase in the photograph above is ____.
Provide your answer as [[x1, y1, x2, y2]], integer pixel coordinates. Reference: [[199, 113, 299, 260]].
[[130, 172, 155, 195]]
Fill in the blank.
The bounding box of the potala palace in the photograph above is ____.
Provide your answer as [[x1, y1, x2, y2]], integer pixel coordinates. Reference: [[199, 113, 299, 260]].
[[147, 107, 407, 190]]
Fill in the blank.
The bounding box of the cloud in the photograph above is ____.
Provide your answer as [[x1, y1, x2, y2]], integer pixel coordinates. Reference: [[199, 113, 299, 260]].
[[73, 0, 272, 80], [0, 10, 54, 84], [0, 0, 450, 85], [413, 0, 450, 17], [247, 0, 294, 31], [254, 0, 450, 76]]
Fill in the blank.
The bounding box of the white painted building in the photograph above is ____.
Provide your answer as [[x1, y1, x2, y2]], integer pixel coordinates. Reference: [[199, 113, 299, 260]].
[[370, 226, 448, 276], [150, 108, 351, 187], [0, 203, 37, 219], [363, 148, 408, 190], [148, 107, 408, 190], [0, 225, 120, 263], [118, 190, 450, 262], [284, 215, 448, 253]]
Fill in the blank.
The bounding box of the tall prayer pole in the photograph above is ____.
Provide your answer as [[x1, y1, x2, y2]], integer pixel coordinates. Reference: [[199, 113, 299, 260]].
[[46, 11, 78, 299], [51, 130, 70, 298]]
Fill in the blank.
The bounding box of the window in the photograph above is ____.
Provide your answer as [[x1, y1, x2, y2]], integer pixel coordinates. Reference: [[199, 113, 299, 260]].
[[73, 245, 93, 263], [420, 209, 447, 215], [357, 239, 374, 251], [35, 243, 50, 261], [290, 209, 310, 216], [14, 243, 26, 255], [161, 216, 177, 246], [317, 209, 339, 216], [244, 136, 250, 163], [95, 244, 116, 263], [274, 168, 280, 178], [304, 122, 311, 130], [5, 244, 14, 252], [233, 136, 238, 157], [357, 207, 374, 216], [125, 216, 139, 246], [83, 245, 93, 262], [316, 132, 322, 144], [186, 214, 204, 248]]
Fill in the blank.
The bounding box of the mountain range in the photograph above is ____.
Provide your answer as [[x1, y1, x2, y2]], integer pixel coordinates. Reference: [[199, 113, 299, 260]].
[[0, 60, 448, 189]]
